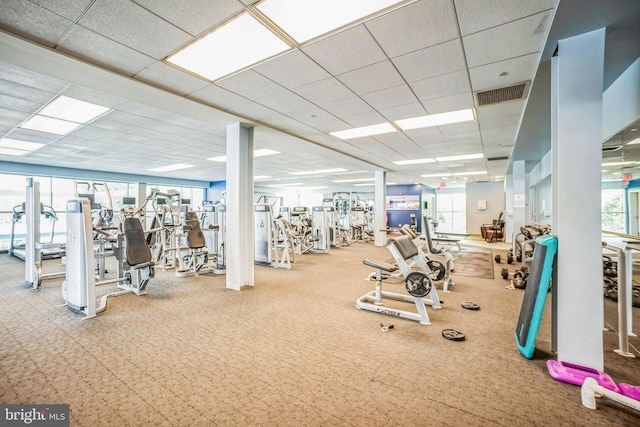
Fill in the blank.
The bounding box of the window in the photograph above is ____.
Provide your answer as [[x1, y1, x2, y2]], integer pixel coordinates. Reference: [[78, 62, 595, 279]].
[[601, 188, 625, 233], [436, 190, 466, 233]]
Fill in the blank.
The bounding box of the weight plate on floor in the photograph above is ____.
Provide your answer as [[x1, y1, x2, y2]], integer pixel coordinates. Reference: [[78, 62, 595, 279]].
[[442, 329, 465, 341], [461, 301, 480, 310]]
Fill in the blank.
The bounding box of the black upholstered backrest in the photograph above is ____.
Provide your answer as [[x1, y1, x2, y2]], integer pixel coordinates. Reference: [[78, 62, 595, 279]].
[[387, 235, 418, 260], [185, 211, 206, 249], [123, 217, 152, 266], [422, 216, 440, 253]]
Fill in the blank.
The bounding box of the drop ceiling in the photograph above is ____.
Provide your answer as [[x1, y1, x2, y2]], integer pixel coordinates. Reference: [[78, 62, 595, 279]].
[[0, 0, 637, 191]]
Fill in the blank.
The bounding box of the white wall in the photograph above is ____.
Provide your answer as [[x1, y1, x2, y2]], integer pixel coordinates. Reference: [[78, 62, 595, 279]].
[[466, 182, 506, 235]]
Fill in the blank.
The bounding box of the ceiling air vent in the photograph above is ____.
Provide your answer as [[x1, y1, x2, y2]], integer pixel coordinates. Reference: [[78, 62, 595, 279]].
[[487, 156, 509, 161], [474, 81, 530, 106]]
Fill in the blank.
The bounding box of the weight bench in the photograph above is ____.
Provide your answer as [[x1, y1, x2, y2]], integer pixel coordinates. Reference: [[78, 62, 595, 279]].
[[399, 224, 455, 292], [357, 235, 441, 325]]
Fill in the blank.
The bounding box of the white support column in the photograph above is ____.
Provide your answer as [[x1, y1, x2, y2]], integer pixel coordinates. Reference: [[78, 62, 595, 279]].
[[137, 182, 146, 211], [505, 174, 514, 243], [226, 122, 254, 290], [552, 28, 605, 370], [24, 177, 40, 285], [374, 171, 387, 246], [512, 160, 526, 243]]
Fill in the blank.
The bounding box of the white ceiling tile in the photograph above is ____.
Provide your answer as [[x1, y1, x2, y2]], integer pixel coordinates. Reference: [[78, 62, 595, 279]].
[[393, 39, 466, 83], [188, 85, 249, 110], [463, 12, 552, 68], [469, 54, 538, 92], [58, 26, 157, 76], [341, 111, 388, 128], [0, 61, 67, 93], [423, 93, 475, 114], [302, 24, 387, 75], [361, 85, 417, 110], [79, 0, 193, 59], [411, 70, 471, 102], [321, 97, 374, 118], [254, 50, 331, 89], [294, 78, 353, 105], [135, 62, 210, 95], [378, 102, 427, 121], [133, 0, 245, 36], [337, 61, 405, 96], [216, 70, 285, 99], [257, 91, 314, 115], [227, 100, 279, 121], [366, 0, 459, 58], [455, 0, 557, 36], [476, 99, 526, 119], [0, 0, 73, 47]]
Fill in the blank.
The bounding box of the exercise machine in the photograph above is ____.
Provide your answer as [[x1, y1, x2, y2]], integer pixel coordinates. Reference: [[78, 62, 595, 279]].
[[255, 203, 291, 269], [358, 235, 442, 325], [18, 178, 66, 289], [62, 198, 154, 318], [311, 206, 330, 253], [175, 210, 214, 277], [399, 224, 454, 292]]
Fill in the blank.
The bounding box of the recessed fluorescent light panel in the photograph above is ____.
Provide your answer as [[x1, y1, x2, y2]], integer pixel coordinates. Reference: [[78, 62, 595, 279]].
[[19, 96, 111, 135], [393, 158, 435, 166], [330, 123, 396, 140], [166, 13, 291, 81], [626, 138, 640, 145], [436, 153, 484, 162], [421, 171, 486, 178], [0, 138, 45, 156], [207, 148, 280, 162], [147, 163, 195, 172], [20, 116, 82, 135], [602, 161, 635, 166], [354, 182, 396, 186], [255, 148, 280, 157], [257, 0, 404, 43], [254, 175, 271, 180], [394, 108, 476, 130], [39, 96, 110, 123], [332, 178, 375, 183], [289, 168, 347, 176]]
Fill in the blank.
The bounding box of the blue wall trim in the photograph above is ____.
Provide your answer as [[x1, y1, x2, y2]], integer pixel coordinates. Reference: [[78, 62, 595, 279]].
[[0, 161, 210, 188]]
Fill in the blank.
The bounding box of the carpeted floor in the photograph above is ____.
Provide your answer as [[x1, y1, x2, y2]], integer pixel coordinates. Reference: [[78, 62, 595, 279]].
[[452, 248, 494, 279], [0, 240, 639, 426]]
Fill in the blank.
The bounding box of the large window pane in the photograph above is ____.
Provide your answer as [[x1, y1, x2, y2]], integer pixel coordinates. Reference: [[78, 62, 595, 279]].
[[601, 188, 625, 233], [436, 190, 466, 234]]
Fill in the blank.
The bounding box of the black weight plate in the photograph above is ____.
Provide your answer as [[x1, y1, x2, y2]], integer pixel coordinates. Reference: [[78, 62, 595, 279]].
[[442, 329, 465, 341], [461, 301, 480, 310], [494, 254, 501, 263], [427, 260, 446, 281], [404, 271, 432, 298], [501, 268, 509, 280]]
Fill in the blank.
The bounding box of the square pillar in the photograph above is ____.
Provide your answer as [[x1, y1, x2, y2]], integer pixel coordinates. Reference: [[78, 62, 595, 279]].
[[552, 28, 605, 370], [226, 122, 254, 290], [374, 171, 387, 246]]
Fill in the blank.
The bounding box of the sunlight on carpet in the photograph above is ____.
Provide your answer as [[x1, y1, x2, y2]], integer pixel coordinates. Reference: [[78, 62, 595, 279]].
[[453, 248, 494, 279]]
